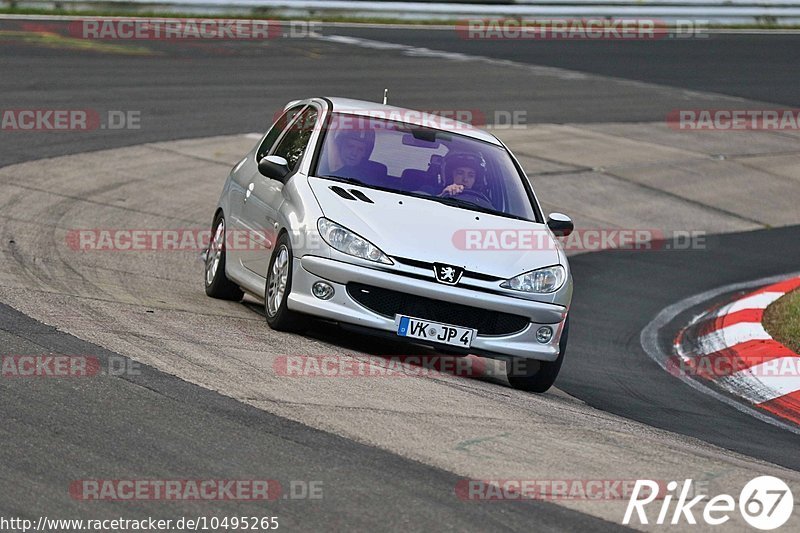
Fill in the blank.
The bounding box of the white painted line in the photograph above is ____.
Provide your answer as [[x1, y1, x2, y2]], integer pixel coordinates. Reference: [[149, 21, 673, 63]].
[[640, 271, 800, 436], [316, 34, 754, 103], [317, 34, 589, 81]]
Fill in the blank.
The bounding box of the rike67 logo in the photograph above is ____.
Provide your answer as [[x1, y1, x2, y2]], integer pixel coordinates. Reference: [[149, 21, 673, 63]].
[[624, 476, 794, 530]]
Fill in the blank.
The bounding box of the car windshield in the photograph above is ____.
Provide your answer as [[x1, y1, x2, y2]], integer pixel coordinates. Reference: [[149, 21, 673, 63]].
[[313, 113, 538, 221]]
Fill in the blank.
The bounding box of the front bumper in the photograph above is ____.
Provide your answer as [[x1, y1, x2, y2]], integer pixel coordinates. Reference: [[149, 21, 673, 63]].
[[287, 255, 569, 361]]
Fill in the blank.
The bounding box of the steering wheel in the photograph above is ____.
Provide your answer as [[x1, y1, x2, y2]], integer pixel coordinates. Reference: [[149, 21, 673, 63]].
[[453, 189, 494, 210]]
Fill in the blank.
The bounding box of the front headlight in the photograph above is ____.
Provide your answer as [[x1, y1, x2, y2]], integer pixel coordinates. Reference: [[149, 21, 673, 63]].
[[317, 218, 392, 265], [501, 265, 566, 294]]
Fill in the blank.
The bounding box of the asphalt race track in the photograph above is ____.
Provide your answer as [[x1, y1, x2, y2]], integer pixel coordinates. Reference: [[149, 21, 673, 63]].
[[4, 22, 800, 167], [564, 226, 800, 470], [1, 18, 799, 531], [327, 27, 800, 108]]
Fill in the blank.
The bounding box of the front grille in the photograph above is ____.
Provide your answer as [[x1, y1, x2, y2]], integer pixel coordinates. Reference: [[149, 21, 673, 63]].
[[347, 283, 529, 336], [391, 256, 503, 282]]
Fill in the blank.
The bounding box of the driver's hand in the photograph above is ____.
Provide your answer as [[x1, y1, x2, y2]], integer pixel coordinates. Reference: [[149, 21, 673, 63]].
[[441, 184, 464, 196]]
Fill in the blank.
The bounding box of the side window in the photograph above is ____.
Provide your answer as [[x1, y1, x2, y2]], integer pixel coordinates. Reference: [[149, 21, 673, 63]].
[[271, 107, 318, 172], [256, 105, 305, 162]]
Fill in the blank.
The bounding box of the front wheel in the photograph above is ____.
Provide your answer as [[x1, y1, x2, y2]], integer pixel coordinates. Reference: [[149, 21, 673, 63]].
[[264, 233, 305, 332], [506, 317, 569, 393]]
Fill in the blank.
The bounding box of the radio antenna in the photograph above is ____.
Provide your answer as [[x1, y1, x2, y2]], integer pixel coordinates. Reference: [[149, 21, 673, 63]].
[[382, 89, 388, 105]]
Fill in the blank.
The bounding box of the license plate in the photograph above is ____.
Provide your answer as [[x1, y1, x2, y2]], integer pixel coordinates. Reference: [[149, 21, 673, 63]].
[[395, 315, 475, 348]]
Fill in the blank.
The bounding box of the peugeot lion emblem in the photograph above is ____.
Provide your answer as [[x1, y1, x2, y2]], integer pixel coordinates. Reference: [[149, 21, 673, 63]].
[[433, 263, 464, 285]]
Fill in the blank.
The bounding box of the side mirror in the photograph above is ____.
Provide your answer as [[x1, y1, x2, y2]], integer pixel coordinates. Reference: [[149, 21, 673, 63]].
[[258, 155, 290, 181], [547, 212, 574, 237]]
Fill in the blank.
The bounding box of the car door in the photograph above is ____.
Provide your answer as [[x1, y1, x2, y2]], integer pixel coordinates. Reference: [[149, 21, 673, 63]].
[[240, 104, 319, 277], [227, 104, 305, 271]]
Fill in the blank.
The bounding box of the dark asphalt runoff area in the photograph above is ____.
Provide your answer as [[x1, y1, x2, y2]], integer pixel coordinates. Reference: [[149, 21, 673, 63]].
[[0, 303, 624, 531], [1, 17, 799, 531]]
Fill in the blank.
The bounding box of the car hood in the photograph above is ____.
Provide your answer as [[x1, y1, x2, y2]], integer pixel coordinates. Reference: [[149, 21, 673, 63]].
[[308, 177, 562, 279]]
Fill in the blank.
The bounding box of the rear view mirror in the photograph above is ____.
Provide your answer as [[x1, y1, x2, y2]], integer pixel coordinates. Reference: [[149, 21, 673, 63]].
[[258, 155, 290, 181], [547, 212, 574, 237], [402, 132, 441, 149]]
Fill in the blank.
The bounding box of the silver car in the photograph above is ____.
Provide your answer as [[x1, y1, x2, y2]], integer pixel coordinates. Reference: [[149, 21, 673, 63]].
[[204, 97, 574, 392]]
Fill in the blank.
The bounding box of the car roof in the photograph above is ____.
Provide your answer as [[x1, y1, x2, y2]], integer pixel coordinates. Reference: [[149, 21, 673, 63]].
[[320, 97, 502, 146]]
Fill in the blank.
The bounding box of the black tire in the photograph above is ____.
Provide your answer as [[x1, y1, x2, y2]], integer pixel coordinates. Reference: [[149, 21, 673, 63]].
[[264, 232, 305, 332], [204, 213, 244, 301], [506, 317, 570, 393]]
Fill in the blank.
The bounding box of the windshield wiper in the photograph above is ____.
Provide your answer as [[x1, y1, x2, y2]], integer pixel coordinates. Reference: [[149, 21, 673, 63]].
[[431, 196, 500, 216], [432, 196, 529, 221]]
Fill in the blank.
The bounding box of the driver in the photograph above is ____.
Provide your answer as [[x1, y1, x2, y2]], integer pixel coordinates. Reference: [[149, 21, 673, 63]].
[[440, 152, 486, 197]]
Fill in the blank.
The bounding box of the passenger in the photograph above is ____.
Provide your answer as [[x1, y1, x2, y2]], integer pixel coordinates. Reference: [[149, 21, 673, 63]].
[[332, 129, 388, 186]]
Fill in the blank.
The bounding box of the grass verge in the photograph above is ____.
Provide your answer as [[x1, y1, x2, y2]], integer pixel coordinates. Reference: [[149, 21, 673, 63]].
[[764, 289, 800, 353]]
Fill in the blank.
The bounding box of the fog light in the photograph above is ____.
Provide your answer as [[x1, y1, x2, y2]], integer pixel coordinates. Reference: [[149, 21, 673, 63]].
[[312, 281, 334, 300], [536, 326, 553, 344]]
